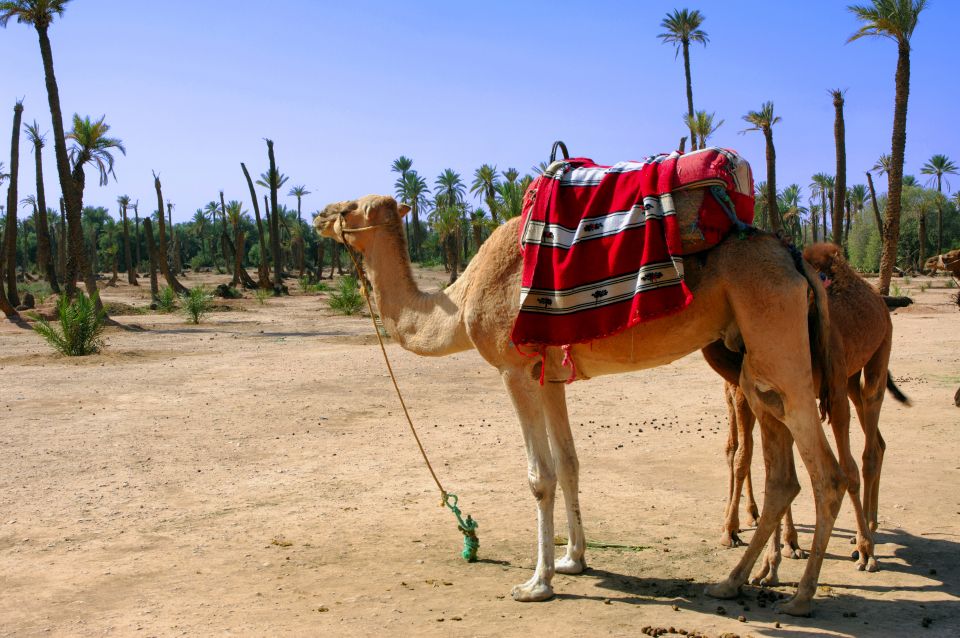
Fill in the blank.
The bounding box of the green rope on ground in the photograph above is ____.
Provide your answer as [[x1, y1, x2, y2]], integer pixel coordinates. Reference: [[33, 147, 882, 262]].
[[443, 492, 479, 562]]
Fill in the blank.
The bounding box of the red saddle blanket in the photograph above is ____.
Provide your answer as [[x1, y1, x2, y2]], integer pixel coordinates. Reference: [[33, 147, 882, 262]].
[[511, 147, 754, 347]]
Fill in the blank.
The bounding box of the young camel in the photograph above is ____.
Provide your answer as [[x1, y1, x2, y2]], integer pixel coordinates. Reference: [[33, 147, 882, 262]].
[[315, 194, 848, 616], [705, 243, 908, 577]]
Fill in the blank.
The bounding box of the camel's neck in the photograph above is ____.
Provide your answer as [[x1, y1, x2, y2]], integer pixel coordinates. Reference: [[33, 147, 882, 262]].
[[360, 230, 472, 357]]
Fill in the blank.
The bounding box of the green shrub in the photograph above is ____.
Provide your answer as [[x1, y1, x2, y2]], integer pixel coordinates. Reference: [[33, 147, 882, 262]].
[[22, 281, 52, 305], [254, 288, 271, 305], [31, 291, 106, 356], [891, 283, 902, 297], [189, 255, 207, 271], [328, 276, 365, 315], [157, 286, 177, 312], [182, 286, 213, 324], [298, 276, 329, 293]]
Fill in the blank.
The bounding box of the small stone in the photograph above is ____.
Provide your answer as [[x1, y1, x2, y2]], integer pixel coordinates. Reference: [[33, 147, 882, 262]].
[[775, 622, 782, 628], [672, 604, 679, 611], [716, 605, 727, 615], [738, 614, 746, 622], [604, 598, 612, 605]]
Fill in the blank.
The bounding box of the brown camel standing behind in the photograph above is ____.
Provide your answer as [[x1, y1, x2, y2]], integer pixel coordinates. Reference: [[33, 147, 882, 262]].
[[316, 195, 850, 616], [705, 243, 909, 579]]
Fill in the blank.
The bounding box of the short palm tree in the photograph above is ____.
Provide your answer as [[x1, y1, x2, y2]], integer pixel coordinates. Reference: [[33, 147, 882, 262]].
[[682, 110, 723, 150], [398, 170, 429, 260], [742, 102, 782, 233], [920, 153, 957, 255], [848, 0, 928, 294], [778, 184, 806, 245], [872, 153, 892, 176], [288, 184, 311, 276], [658, 9, 708, 147], [117, 194, 137, 283], [470, 164, 501, 224], [191, 207, 208, 267], [810, 173, 834, 242], [849, 183, 868, 226]]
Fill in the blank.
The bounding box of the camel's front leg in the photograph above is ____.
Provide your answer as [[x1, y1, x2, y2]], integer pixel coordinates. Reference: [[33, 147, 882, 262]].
[[502, 368, 558, 602], [542, 381, 586, 574]]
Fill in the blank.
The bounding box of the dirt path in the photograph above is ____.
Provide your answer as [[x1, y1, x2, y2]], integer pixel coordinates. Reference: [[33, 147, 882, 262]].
[[1, 272, 958, 637]]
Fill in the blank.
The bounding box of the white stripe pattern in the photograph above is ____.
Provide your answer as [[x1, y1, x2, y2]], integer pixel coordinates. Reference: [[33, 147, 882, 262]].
[[522, 196, 674, 250], [518, 260, 686, 315]]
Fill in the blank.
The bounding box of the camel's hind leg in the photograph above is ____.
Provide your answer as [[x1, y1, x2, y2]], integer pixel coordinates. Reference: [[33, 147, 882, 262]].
[[707, 411, 799, 598], [780, 506, 808, 559], [721, 383, 758, 547], [541, 380, 586, 575], [501, 367, 558, 602], [854, 344, 891, 534]]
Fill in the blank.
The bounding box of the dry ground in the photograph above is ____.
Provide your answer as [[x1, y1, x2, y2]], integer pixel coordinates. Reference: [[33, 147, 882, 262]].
[[1, 269, 958, 637]]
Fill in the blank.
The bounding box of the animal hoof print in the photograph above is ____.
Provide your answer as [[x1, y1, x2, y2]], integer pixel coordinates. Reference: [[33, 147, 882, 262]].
[[511, 582, 554, 602], [776, 597, 813, 617]]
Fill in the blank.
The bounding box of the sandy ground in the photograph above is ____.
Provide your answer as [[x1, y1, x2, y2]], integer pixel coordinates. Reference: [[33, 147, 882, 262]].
[[1, 269, 958, 637]]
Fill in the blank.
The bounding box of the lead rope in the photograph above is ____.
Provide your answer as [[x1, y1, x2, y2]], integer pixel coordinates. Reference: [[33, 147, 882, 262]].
[[336, 215, 479, 562]]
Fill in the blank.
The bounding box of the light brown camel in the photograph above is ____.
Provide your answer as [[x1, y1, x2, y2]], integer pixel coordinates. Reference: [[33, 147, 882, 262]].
[[704, 243, 909, 579], [315, 194, 848, 616], [923, 248, 960, 277]]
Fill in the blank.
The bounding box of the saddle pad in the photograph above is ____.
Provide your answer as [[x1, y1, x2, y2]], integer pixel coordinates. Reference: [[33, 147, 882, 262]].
[[511, 147, 753, 347]]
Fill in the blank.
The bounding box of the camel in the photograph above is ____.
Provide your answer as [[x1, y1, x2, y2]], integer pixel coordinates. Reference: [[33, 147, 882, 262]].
[[315, 194, 848, 616], [704, 242, 908, 579], [923, 248, 960, 277]]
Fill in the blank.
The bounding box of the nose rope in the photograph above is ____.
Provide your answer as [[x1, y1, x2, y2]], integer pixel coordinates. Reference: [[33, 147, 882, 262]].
[[333, 212, 480, 562]]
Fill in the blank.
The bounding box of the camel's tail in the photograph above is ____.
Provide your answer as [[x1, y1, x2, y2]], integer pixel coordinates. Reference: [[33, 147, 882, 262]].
[[886, 372, 912, 406]]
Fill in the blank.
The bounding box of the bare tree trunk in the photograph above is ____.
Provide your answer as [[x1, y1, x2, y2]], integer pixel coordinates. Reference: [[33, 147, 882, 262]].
[[866, 172, 884, 231], [57, 197, 66, 285], [240, 164, 271, 288], [31, 126, 59, 293], [142, 217, 160, 301], [152, 173, 188, 294], [265, 140, 284, 294], [763, 127, 782, 234], [121, 203, 137, 284], [133, 204, 142, 272], [832, 90, 847, 246], [4, 101, 24, 306]]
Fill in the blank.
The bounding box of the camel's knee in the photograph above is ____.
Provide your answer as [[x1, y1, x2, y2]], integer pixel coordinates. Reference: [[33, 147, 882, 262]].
[[527, 466, 557, 502]]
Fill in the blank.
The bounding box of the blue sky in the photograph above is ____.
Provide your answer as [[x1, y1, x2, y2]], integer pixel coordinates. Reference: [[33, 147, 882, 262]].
[[1, 0, 957, 222]]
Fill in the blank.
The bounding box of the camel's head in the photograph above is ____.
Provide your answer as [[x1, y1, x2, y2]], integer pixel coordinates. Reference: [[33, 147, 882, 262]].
[[313, 195, 411, 251], [803, 242, 841, 276]]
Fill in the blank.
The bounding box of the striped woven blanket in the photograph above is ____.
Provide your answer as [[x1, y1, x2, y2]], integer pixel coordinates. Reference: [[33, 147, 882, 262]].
[[512, 147, 753, 347]]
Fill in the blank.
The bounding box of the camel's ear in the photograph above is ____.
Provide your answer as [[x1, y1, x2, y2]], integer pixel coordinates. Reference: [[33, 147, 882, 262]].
[[398, 203, 411, 218]]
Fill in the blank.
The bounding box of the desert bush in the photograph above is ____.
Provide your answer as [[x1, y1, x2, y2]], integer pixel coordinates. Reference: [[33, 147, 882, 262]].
[[182, 286, 213, 324], [328, 276, 365, 315], [254, 288, 270, 305], [22, 281, 51, 305], [157, 286, 177, 312], [189, 255, 207, 272], [298, 276, 329, 293], [31, 291, 106, 356], [891, 283, 902, 297]]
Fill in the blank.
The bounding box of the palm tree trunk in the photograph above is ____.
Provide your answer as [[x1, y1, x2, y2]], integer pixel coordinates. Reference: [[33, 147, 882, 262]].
[[918, 210, 927, 269], [682, 39, 696, 147], [266, 140, 283, 293], [240, 167, 271, 288], [142, 217, 160, 301], [878, 42, 911, 296], [826, 191, 834, 243], [153, 174, 188, 294], [866, 172, 884, 232], [67, 162, 103, 311], [832, 93, 847, 246], [32, 134, 59, 293], [936, 174, 944, 257], [133, 206, 142, 271], [446, 234, 459, 285], [121, 204, 137, 285], [315, 240, 326, 280], [4, 101, 24, 306], [763, 128, 781, 233], [57, 197, 66, 284]]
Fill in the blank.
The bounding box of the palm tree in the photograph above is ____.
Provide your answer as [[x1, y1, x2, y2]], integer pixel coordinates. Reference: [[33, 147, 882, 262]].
[[288, 184, 310, 277], [434, 169, 466, 282], [257, 144, 287, 293], [495, 180, 526, 221], [191, 208, 208, 268], [240, 164, 269, 287], [68, 114, 125, 304], [3, 99, 24, 305], [849, 184, 868, 222], [830, 89, 847, 246], [920, 153, 957, 256], [24, 119, 58, 292], [778, 184, 806, 246], [117, 194, 136, 284], [150, 171, 187, 294], [658, 9, 709, 148], [682, 110, 723, 150], [849, 0, 928, 294], [398, 170, 429, 260], [742, 102, 783, 233], [470, 164, 501, 224], [872, 153, 892, 176], [131, 200, 141, 272], [502, 167, 519, 185], [753, 180, 768, 230], [225, 200, 248, 286]]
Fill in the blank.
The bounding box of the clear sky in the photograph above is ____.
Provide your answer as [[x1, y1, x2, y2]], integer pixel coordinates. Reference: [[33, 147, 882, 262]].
[[1, 0, 958, 223]]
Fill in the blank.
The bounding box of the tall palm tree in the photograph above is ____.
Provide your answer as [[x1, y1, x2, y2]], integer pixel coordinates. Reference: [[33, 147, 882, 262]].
[[131, 200, 141, 272], [24, 119, 58, 292], [811, 173, 835, 242], [434, 169, 466, 282], [68, 114, 125, 305], [3, 100, 24, 305], [778, 184, 806, 246], [682, 110, 724, 150], [117, 194, 136, 284], [920, 153, 957, 256], [753, 180, 769, 230], [288, 184, 310, 277], [191, 207, 208, 268], [742, 102, 783, 233], [502, 167, 519, 185], [849, 0, 928, 294], [470, 164, 501, 224], [658, 9, 708, 148], [830, 89, 847, 246], [495, 180, 526, 221], [398, 170, 429, 260]]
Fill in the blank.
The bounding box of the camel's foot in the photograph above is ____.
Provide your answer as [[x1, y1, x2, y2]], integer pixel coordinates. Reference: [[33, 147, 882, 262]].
[[719, 531, 745, 548], [704, 579, 740, 600], [555, 555, 585, 575], [511, 577, 554, 602], [852, 536, 879, 572], [776, 595, 813, 617], [868, 520, 878, 533], [746, 505, 760, 528], [781, 542, 808, 560], [750, 556, 780, 587]]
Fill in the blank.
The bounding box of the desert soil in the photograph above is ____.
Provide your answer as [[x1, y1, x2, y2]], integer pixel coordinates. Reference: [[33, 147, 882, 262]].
[[1, 269, 958, 637]]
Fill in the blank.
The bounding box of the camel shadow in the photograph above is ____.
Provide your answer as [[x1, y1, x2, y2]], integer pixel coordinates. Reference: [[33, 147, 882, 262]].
[[571, 527, 960, 636]]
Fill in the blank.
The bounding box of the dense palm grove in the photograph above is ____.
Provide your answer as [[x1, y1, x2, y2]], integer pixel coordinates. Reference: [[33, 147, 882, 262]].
[[0, 0, 956, 321]]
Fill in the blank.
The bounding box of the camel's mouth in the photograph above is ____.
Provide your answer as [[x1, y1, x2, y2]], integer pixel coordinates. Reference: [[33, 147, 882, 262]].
[[313, 214, 341, 241]]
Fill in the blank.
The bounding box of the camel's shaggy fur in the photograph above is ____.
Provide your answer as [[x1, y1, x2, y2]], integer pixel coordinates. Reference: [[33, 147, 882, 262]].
[[316, 196, 849, 616]]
